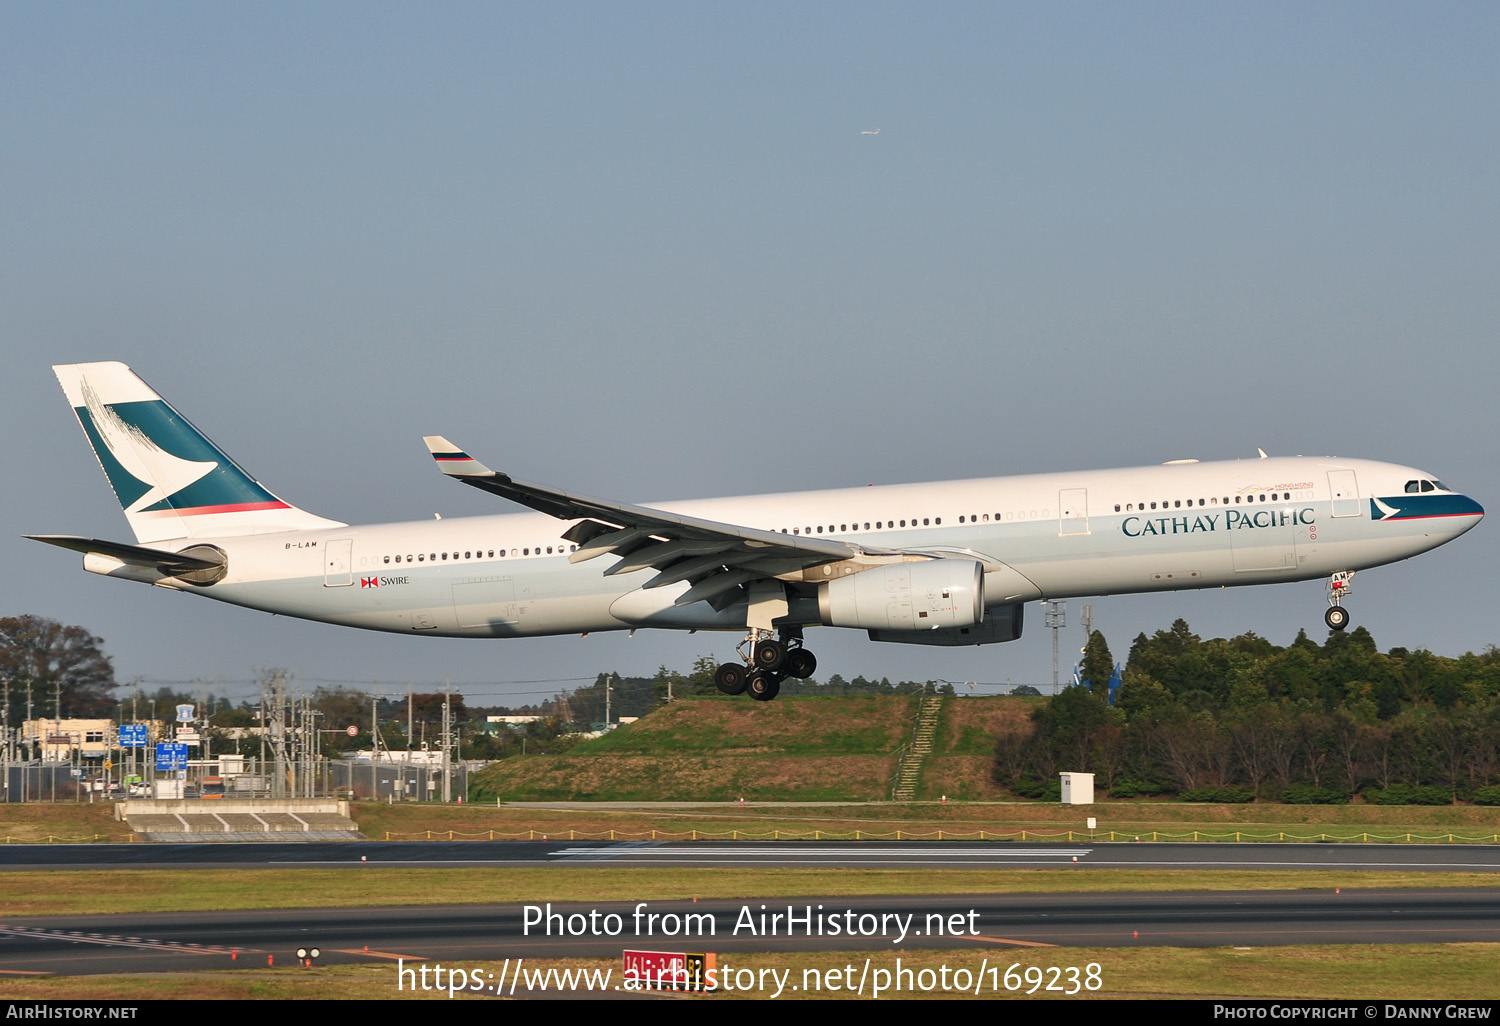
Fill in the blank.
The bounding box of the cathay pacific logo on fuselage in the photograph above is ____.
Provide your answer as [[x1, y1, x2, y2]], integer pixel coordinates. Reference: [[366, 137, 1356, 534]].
[[1122, 507, 1316, 537]]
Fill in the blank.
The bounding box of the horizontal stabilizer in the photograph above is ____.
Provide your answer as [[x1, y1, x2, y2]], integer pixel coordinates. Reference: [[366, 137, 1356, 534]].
[[27, 535, 224, 574]]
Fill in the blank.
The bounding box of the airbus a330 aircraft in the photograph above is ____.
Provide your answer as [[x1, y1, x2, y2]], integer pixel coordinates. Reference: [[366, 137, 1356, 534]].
[[33, 362, 1484, 701]]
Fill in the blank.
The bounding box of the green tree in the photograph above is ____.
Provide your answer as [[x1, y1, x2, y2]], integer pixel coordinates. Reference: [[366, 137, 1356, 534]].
[[1080, 630, 1114, 699], [0, 615, 117, 719]]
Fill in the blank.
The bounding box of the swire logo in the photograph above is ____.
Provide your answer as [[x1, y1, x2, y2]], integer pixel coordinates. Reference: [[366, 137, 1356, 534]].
[[361, 577, 379, 588]]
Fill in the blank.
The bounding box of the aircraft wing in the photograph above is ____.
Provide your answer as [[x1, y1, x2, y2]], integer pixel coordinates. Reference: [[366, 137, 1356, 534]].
[[423, 437, 889, 609]]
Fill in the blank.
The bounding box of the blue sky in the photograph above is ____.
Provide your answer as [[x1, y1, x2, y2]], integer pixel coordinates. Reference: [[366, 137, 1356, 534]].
[[5, 3, 1498, 705]]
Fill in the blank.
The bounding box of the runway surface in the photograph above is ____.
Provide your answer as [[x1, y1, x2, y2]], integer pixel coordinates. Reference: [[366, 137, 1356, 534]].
[[3, 838, 1500, 871], [1, 840, 1499, 976], [4, 889, 1500, 977]]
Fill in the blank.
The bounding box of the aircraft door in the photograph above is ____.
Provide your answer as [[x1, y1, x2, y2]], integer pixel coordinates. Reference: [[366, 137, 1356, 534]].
[[324, 538, 353, 587], [1058, 488, 1089, 536], [1329, 470, 1362, 518]]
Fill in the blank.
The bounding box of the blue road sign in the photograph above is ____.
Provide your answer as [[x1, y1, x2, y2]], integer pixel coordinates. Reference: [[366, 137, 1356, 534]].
[[119, 724, 148, 748], [155, 742, 188, 772]]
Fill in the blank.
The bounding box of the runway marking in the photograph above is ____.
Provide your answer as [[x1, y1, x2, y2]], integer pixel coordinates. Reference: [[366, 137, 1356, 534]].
[[0, 969, 49, 975], [548, 846, 1094, 859], [332, 948, 426, 961], [968, 936, 1058, 948], [0, 927, 231, 956]]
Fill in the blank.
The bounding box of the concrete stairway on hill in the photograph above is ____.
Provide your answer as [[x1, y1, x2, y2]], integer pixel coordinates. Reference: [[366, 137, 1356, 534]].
[[892, 695, 943, 801]]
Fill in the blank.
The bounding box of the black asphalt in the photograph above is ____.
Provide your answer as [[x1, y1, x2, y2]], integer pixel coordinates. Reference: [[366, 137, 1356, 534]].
[[4, 889, 1500, 977], [1, 838, 1499, 870]]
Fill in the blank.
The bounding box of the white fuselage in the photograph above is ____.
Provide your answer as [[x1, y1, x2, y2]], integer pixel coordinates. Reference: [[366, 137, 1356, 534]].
[[127, 455, 1482, 641]]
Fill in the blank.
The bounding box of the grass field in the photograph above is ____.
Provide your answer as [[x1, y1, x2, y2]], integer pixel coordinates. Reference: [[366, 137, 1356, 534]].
[[3, 865, 1498, 917]]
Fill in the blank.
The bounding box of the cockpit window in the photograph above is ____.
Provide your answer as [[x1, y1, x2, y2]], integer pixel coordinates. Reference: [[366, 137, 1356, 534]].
[[1434, 480, 1449, 491], [1405, 480, 1421, 493], [1420, 480, 1435, 492]]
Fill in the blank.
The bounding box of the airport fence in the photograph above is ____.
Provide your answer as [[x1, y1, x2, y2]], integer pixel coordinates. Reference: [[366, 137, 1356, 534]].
[[325, 760, 466, 803], [3, 763, 92, 803]]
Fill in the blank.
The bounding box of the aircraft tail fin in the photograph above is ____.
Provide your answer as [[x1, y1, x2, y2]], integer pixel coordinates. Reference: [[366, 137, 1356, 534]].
[[52, 362, 346, 543]]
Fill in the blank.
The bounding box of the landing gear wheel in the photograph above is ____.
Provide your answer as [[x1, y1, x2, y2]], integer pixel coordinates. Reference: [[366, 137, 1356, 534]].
[[784, 648, 817, 679], [752, 639, 787, 672], [1324, 606, 1350, 631], [747, 670, 782, 702], [715, 662, 749, 695]]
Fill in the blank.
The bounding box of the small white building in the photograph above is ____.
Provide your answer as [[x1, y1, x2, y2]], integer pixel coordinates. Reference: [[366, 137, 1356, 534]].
[[1059, 772, 1095, 805]]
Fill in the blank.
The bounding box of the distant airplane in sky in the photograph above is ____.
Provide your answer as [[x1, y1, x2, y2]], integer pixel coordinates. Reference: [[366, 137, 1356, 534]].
[[860, 128, 880, 135], [33, 362, 1485, 702]]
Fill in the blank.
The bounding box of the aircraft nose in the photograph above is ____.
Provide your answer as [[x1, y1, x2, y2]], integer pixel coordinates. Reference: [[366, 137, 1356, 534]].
[[1450, 494, 1484, 530]]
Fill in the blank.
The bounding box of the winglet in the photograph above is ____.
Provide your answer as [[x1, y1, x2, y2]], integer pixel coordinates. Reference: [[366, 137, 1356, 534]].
[[423, 436, 495, 477]]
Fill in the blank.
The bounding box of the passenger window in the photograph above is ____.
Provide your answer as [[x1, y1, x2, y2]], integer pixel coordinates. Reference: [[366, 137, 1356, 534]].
[[418, 554, 425, 562]]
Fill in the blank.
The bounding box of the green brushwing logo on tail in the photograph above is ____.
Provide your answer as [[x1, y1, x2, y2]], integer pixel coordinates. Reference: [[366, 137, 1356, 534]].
[[74, 382, 285, 517]]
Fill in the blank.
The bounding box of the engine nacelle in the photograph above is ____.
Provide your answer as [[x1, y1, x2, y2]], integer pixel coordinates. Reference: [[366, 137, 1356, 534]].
[[818, 559, 984, 631], [868, 602, 1025, 647]]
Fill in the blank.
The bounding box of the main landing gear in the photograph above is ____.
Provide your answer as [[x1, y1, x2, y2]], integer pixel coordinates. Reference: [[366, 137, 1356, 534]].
[[1323, 571, 1354, 631], [714, 630, 818, 702]]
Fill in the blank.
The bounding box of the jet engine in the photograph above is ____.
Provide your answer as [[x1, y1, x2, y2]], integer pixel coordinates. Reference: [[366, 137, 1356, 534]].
[[817, 558, 984, 631]]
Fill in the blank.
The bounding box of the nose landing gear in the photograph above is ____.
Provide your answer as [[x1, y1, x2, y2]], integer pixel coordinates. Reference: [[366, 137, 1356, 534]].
[[1324, 571, 1354, 631]]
